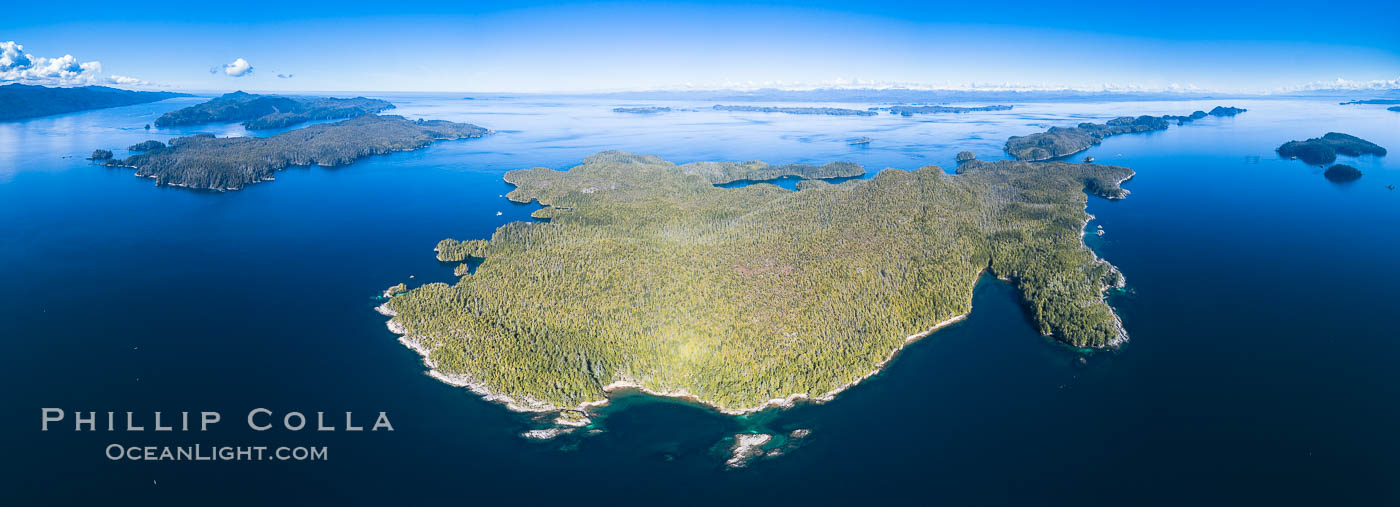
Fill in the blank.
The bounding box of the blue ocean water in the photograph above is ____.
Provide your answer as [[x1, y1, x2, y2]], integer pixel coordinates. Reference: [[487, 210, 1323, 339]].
[[2, 95, 1398, 505]]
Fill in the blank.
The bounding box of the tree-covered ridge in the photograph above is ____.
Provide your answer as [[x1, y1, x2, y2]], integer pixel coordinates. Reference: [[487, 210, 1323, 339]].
[[127, 140, 165, 152], [436, 239, 489, 262], [103, 115, 490, 191], [871, 105, 1012, 116], [1005, 106, 1247, 161], [384, 151, 1132, 413], [153, 91, 394, 129], [712, 105, 877, 116], [0, 84, 188, 122]]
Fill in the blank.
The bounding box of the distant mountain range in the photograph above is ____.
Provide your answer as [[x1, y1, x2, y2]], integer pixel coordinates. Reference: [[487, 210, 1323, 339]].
[[0, 84, 189, 121]]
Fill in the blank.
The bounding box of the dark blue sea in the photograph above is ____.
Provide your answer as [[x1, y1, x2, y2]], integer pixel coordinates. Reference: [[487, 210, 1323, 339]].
[[2, 95, 1398, 505]]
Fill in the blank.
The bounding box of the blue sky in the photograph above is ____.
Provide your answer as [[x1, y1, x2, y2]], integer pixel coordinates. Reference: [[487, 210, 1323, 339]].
[[4, 0, 1399, 93]]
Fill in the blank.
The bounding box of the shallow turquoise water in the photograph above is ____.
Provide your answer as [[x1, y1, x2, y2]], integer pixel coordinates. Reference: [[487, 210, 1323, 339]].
[[2, 95, 1398, 505]]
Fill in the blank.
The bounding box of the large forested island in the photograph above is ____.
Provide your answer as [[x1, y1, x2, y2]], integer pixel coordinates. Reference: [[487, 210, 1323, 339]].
[[0, 84, 188, 121], [154, 91, 394, 129], [380, 151, 1132, 415], [1004, 106, 1246, 161], [103, 115, 489, 190], [1277, 132, 1387, 165]]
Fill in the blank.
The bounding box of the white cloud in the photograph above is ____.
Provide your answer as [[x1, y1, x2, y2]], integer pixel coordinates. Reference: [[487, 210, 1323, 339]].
[[0, 41, 105, 86], [221, 58, 253, 77], [1, 41, 34, 70], [107, 74, 149, 86], [1278, 76, 1400, 92]]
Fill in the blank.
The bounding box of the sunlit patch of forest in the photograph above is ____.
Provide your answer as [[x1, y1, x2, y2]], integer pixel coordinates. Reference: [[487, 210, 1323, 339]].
[[387, 151, 1132, 411]]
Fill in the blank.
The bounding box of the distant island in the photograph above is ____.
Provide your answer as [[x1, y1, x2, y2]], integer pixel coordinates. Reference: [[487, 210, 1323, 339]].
[[153, 91, 394, 130], [1390, 106, 1400, 113], [0, 84, 188, 122], [101, 115, 489, 190], [1324, 164, 1362, 182], [378, 151, 1132, 421], [613, 106, 672, 114], [1005, 106, 1247, 161], [1340, 99, 1400, 105], [870, 104, 1012, 116], [713, 105, 876, 116], [1204, 106, 1246, 116], [1276, 132, 1387, 166]]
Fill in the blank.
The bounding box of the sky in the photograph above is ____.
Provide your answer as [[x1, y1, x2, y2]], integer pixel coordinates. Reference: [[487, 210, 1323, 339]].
[[3, 0, 1399, 94]]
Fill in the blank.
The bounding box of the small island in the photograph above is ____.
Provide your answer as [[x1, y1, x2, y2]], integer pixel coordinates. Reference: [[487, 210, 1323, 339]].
[[154, 91, 394, 130], [613, 106, 672, 114], [1340, 99, 1400, 105], [1005, 106, 1247, 161], [0, 84, 188, 122], [1206, 106, 1246, 116], [871, 105, 1012, 116], [380, 151, 1132, 418], [1390, 106, 1400, 113], [1323, 164, 1362, 182], [955, 151, 976, 163], [713, 105, 876, 116], [101, 115, 490, 191], [1277, 132, 1387, 166]]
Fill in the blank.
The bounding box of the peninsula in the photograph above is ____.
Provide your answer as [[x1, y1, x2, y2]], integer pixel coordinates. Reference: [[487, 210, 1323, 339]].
[[102, 115, 489, 190], [0, 84, 188, 121], [871, 105, 1013, 116], [713, 105, 876, 116], [380, 151, 1132, 417], [1277, 132, 1387, 166], [153, 91, 394, 130], [1004, 106, 1246, 161]]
